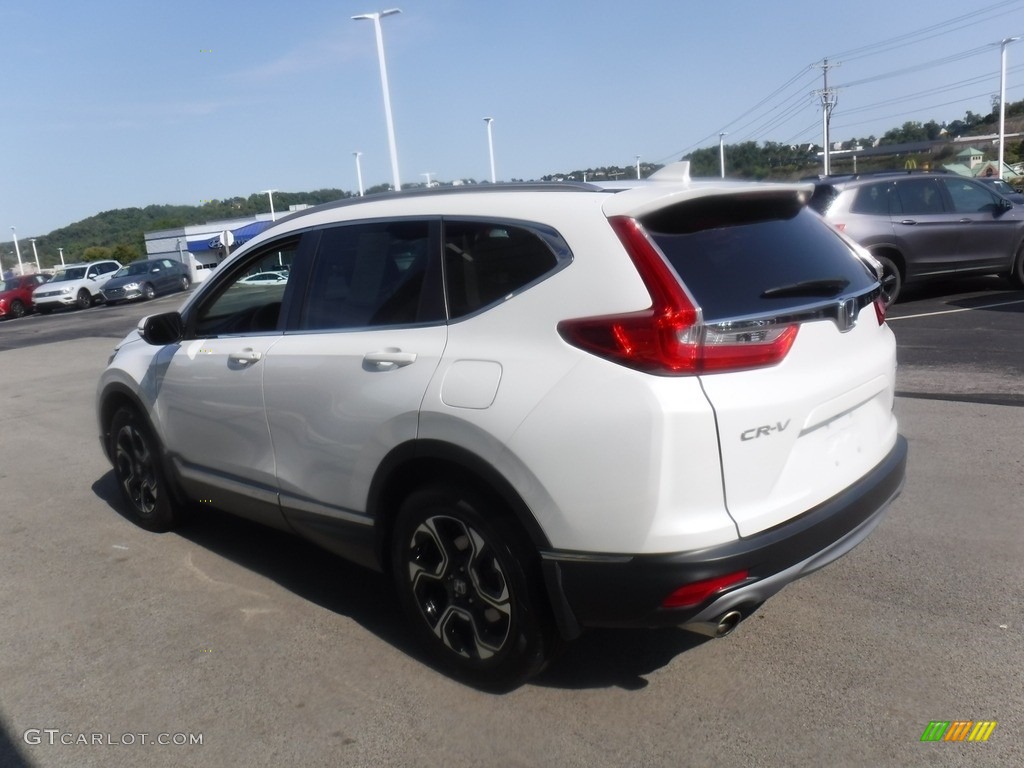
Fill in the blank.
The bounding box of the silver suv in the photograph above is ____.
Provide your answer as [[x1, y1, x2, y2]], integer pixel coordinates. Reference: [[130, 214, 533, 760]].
[[98, 165, 906, 688], [810, 171, 1024, 303]]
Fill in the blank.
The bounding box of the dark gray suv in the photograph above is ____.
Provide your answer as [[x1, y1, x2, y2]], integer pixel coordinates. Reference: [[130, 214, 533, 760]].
[[810, 171, 1024, 303]]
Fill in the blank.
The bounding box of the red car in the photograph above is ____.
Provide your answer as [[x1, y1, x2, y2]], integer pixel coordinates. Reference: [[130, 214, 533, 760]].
[[0, 274, 49, 319]]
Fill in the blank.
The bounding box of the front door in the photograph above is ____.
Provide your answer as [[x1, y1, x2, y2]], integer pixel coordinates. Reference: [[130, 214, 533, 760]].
[[153, 236, 303, 528]]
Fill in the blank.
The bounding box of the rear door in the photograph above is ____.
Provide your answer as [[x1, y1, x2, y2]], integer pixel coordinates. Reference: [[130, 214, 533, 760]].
[[890, 177, 963, 278], [642, 194, 899, 537]]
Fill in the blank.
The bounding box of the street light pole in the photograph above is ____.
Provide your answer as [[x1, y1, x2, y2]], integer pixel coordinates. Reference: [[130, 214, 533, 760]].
[[261, 189, 278, 221], [10, 227, 23, 272], [353, 9, 403, 192], [30, 238, 41, 271], [483, 117, 496, 183], [353, 152, 365, 196], [58, 247, 65, 266], [719, 133, 728, 178], [635, 155, 641, 180], [998, 36, 1020, 180]]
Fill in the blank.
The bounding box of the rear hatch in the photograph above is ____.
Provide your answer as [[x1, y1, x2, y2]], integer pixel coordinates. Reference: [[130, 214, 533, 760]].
[[604, 185, 899, 537]]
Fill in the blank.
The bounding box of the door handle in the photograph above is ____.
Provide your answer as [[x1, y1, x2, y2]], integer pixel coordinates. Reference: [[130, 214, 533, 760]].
[[229, 348, 262, 364], [898, 220, 918, 225], [364, 349, 417, 369]]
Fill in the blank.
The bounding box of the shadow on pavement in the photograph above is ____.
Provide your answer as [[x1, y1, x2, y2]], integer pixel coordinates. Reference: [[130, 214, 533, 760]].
[[91, 471, 703, 691], [0, 716, 33, 768]]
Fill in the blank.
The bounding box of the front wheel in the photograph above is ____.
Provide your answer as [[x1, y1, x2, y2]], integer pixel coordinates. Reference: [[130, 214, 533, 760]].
[[10, 299, 25, 318], [75, 289, 92, 310], [109, 407, 180, 532], [141, 282, 156, 300], [391, 485, 556, 690]]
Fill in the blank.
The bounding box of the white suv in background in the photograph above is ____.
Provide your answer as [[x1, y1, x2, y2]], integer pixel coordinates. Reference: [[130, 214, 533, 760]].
[[35, 260, 122, 313], [97, 164, 907, 689]]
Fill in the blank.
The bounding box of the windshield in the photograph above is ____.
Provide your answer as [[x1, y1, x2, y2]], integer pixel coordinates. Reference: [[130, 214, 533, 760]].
[[114, 263, 151, 278], [1, 280, 16, 292], [51, 267, 86, 282]]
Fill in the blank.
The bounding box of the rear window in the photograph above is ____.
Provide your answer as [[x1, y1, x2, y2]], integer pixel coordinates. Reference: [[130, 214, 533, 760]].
[[644, 195, 877, 322]]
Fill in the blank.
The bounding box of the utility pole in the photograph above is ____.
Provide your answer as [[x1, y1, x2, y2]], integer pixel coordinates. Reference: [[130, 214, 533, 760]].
[[814, 59, 840, 176]]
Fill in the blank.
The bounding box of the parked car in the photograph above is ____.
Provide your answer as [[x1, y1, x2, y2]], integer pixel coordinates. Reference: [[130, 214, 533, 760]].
[[237, 270, 289, 285], [101, 258, 191, 305], [0, 273, 49, 319], [976, 176, 1024, 205], [34, 260, 122, 313], [97, 164, 907, 688], [809, 171, 1024, 304]]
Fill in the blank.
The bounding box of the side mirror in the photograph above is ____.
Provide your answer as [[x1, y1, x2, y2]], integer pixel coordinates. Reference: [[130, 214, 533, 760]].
[[1000, 198, 1014, 212], [139, 312, 184, 345]]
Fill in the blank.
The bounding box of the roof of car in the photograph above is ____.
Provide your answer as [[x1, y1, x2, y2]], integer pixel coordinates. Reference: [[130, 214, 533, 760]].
[[249, 162, 812, 244]]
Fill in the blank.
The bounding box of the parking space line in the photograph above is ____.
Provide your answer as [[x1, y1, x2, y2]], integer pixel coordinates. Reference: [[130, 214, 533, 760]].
[[888, 298, 1024, 321]]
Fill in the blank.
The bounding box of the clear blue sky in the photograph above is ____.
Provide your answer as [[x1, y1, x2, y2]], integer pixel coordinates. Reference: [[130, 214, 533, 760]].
[[1, 0, 1022, 241]]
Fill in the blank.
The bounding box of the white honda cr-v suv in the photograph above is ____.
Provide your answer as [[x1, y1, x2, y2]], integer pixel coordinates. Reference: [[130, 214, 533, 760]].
[[97, 163, 906, 688]]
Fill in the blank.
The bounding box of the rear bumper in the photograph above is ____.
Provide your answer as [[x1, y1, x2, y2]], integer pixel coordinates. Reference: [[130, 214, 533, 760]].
[[540, 434, 907, 639]]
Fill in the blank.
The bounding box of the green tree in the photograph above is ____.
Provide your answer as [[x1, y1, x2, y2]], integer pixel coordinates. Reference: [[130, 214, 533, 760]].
[[81, 246, 113, 262], [111, 243, 140, 263]]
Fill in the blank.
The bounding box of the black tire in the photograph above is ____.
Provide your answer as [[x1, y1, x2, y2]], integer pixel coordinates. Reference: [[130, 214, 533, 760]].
[[75, 289, 91, 310], [109, 407, 180, 532], [180, 276, 190, 292], [37, 305, 52, 315], [391, 485, 556, 690], [10, 299, 25, 318], [874, 254, 902, 306], [142, 282, 156, 300], [1010, 243, 1024, 289]]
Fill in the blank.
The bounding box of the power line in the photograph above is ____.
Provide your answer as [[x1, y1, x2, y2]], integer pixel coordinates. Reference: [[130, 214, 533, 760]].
[[827, 0, 1022, 62]]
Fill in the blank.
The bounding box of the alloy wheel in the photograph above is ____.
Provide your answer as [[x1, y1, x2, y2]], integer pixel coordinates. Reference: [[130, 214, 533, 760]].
[[405, 514, 513, 660], [114, 422, 160, 518]]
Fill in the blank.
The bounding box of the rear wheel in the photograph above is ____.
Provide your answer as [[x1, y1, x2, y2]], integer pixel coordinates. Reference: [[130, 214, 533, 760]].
[[874, 254, 902, 306], [391, 485, 556, 690], [109, 407, 180, 532], [75, 289, 91, 310], [10, 299, 25, 318], [180, 276, 191, 291], [142, 282, 156, 300], [1010, 243, 1024, 289]]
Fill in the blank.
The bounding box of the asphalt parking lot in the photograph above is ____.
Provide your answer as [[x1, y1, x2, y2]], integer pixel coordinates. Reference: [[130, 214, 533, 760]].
[[0, 281, 1021, 768]]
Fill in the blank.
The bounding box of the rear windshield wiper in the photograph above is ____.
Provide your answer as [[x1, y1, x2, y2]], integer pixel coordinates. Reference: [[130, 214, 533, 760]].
[[760, 278, 850, 299]]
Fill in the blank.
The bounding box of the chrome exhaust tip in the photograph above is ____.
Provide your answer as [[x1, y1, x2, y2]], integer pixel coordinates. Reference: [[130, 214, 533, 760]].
[[684, 609, 744, 639]]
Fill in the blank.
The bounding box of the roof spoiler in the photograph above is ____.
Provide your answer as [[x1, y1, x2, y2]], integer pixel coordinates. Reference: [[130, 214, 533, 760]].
[[648, 161, 692, 183]]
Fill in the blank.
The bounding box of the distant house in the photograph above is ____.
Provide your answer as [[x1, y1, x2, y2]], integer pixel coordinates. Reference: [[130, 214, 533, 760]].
[[943, 147, 1022, 183], [955, 146, 985, 169]]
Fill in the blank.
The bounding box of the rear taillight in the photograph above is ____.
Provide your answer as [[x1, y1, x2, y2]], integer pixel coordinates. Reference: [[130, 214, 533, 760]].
[[662, 570, 749, 609], [557, 216, 798, 375], [873, 296, 886, 325]]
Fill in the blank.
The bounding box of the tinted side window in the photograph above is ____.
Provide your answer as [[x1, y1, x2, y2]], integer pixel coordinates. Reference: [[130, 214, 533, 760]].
[[193, 238, 300, 336], [301, 220, 436, 331], [942, 178, 1000, 213], [894, 179, 946, 215], [850, 182, 894, 215], [443, 220, 563, 319]]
